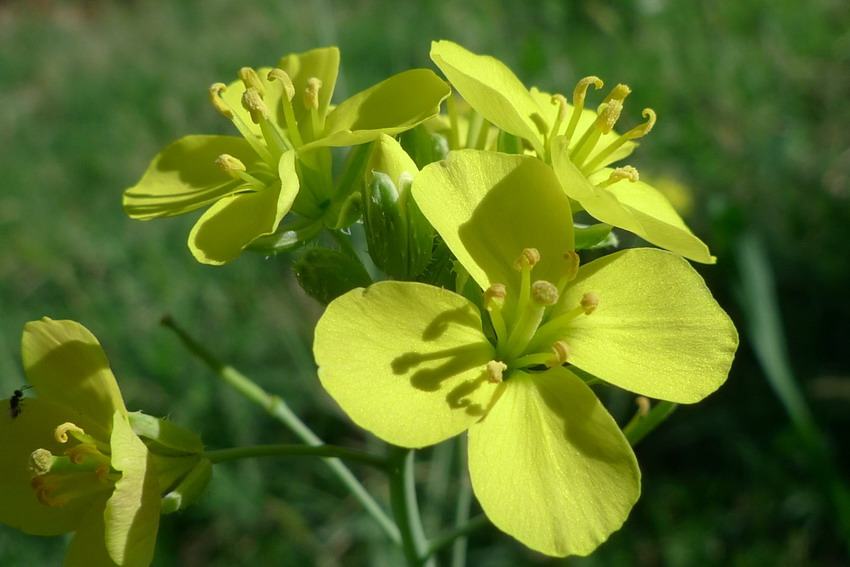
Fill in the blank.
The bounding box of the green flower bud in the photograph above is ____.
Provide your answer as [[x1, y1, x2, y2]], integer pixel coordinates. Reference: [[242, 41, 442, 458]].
[[292, 247, 373, 305], [363, 171, 433, 280]]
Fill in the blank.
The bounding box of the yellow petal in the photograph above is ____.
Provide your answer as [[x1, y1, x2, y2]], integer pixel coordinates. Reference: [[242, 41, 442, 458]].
[[315, 281, 499, 448], [22, 318, 127, 429], [104, 412, 159, 567], [558, 248, 738, 402], [64, 494, 116, 567], [468, 368, 639, 557]]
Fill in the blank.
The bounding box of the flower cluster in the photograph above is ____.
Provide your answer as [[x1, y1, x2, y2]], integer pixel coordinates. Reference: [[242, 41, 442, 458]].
[[4, 41, 737, 564]]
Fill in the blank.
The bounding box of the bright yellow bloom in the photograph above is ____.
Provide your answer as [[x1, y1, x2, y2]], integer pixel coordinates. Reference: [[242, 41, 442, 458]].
[[0, 319, 159, 567], [314, 151, 737, 556]]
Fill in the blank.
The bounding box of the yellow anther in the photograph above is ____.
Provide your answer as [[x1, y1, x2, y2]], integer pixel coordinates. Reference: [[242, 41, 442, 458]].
[[531, 280, 559, 306], [208, 82, 233, 118], [550, 94, 568, 121], [547, 341, 571, 367], [55, 422, 84, 444], [603, 83, 632, 104], [95, 464, 111, 483], [267, 68, 296, 101], [484, 283, 507, 307], [562, 251, 580, 283], [304, 77, 323, 110], [635, 396, 651, 417], [580, 292, 600, 314], [31, 476, 68, 507], [573, 76, 604, 108], [486, 360, 508, 383], [29, 448, 54, 476], [515, 248, 540, 270], [606, 165, 640, 185], [238, 67, 265, 97], [623, 108, 656, 140], [65, 443, 101, 465], [241, 87, 269, 124], [595, 99, 623, 134], [215, 154, 247, 176]]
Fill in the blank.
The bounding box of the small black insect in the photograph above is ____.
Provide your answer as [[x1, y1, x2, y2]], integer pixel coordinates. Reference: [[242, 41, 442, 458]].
[[8, 385, 32, 419]]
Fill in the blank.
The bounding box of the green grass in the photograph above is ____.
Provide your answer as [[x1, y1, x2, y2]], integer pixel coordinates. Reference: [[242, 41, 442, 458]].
[[2, 0, 849, 564]]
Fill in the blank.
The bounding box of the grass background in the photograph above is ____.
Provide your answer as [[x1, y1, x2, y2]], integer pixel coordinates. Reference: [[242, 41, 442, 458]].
[[1, 0, 849, 564]]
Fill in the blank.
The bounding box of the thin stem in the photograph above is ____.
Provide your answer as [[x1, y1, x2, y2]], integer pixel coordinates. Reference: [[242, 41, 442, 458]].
[[206, 444, 389, 470], [623, 399, 677, 446], [388, 448, 432, 567], [161, 315, 401, 545], [423, 515, 489, 562], [451, 435, 472, 567]]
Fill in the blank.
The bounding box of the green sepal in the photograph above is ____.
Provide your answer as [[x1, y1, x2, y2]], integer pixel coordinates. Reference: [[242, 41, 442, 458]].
[[574, 223, 617, 250], [399, 124, 448, 169], [247, 217, 324, 255], [292, 247, 373, 305], [159, 458, 213, 515], [128, 411, 204, 456]]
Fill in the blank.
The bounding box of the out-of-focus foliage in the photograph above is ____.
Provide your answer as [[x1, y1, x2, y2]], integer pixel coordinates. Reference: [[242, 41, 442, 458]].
[[1, 0, 848, 565]]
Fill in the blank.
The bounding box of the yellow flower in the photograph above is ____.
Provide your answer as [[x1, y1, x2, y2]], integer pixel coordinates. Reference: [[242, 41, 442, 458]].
[[0, 319, 159, 567]]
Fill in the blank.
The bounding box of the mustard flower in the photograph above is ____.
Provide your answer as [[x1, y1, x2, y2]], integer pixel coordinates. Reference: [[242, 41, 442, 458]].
[[0, 318, 159, 567], [430, 40, 714, 263], [314, 151, 737, 556], [124, 47, 450, 265]]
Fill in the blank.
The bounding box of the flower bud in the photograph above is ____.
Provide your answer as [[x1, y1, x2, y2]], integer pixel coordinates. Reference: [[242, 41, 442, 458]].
[[363, 171, 434, 280]]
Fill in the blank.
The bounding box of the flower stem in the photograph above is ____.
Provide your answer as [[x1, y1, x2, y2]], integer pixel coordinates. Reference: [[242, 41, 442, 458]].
[[423, 515, 489, 562], [623, 399, 677, 446], [205, 443, 389, 470], [388, 448, 432, 567], [450, 435, 473, 567], [161, 315, 401, 545]]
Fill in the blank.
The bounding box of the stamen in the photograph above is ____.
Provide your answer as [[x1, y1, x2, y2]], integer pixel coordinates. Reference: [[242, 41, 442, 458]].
[[531, 280, 559, 306], [237, 67, 266, 97], [65, 443, 105, 465], [55, 422, 85, 444], [486, 360, 508, 383], [564, 76, 603, 143], [31, 476, 69, 507], [241, 88, 269, 124], [514, 248, 540, 270], [208, 83, 233, 118], [304, 78, 323, 110], [635, 396, 651, 417], [484, 284, 508, 344], [570, 98, 622, 167], [209, 82, 275, 166], [215, 154, 265, 190], [596, 165, 640, 188], [595, 99, 623, 135], [29, 448, 54, 476], [602, 83, 632, 105], [547, 340, 571, 367], [580, 292, 600, 314], [267, 69, 295, 101], [582, 108, 657, 174], [556, 251, 581, 294]]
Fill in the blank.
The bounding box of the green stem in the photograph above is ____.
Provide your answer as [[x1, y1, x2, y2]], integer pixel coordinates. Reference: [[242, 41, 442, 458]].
[[388, 448, 432, 567], [423, 515, 489, 562], [451, 435, 473, 567], [623, 399, 678, 446], [161, 315, 401, 545], [206, 444, 389, 470]]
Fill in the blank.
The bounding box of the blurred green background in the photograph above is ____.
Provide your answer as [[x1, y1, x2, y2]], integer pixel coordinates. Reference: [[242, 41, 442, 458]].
[[2, 0, 849, 565]]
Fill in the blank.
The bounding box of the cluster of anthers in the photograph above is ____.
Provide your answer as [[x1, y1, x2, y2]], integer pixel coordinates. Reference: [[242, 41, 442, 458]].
[[208, 66, 323, 187], [28, 423, 116, 508], [483, 248, 599, 383], [548, 77, 657, 188]]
